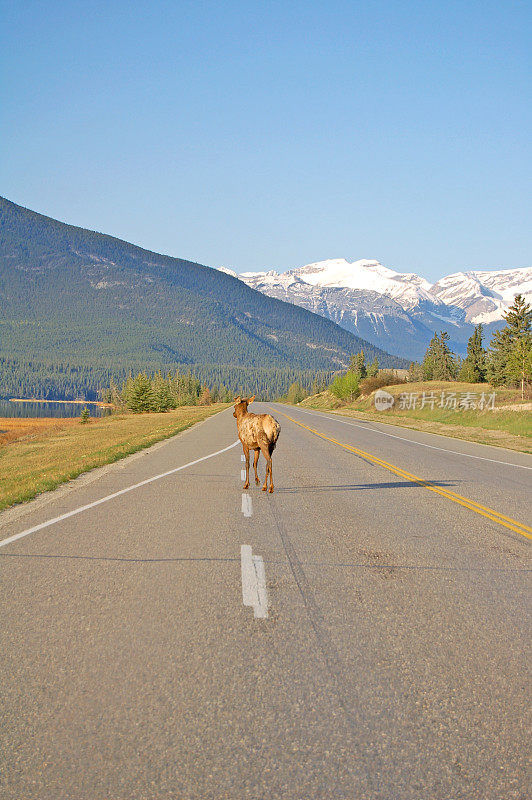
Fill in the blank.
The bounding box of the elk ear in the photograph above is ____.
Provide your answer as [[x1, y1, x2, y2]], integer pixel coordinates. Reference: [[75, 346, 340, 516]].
[[233, 395, 242, 405], [248, 395, 256, 404]]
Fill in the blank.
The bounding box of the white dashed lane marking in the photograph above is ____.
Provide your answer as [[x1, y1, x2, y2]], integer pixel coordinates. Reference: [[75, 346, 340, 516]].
[[241, 494, 253, 517], [241, 544, 268, 619]]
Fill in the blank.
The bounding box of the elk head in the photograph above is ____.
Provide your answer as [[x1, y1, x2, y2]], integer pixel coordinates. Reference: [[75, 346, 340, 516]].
[[233, 395, 256, 417]]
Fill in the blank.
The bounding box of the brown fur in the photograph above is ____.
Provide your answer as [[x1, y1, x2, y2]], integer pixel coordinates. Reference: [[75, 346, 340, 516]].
[[233, 395, 280, 493]]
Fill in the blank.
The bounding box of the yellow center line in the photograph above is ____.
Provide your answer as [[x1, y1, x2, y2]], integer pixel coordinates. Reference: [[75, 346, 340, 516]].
[[280, 412, 532, 541]]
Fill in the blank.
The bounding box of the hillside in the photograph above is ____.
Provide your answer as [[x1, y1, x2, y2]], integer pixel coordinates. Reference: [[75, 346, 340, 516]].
[[0, 198, 405, 399]]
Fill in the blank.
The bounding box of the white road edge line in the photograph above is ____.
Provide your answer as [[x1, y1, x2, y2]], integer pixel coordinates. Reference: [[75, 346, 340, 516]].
[[241, 469, 246, 481], [241, 544, 268, 618], [285, 406, 532, 470], [241, 454, 246, 462], [0, 441, 240, 550], [241, 494, 253, 517]]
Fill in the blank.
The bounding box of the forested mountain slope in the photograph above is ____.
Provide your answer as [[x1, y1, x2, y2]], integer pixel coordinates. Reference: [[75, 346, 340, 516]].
[[0, 198, 405, 399]]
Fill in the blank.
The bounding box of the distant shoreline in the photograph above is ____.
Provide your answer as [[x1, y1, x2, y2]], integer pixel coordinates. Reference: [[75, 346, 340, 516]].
[[9, 398, 113, 408]]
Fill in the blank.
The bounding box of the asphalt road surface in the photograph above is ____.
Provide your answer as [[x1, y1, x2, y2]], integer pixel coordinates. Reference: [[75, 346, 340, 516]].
[[1, 403, 530, 800]]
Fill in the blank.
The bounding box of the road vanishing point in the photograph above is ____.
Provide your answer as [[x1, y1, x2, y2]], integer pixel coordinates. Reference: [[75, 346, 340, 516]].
[[1, 403, 530, 799]]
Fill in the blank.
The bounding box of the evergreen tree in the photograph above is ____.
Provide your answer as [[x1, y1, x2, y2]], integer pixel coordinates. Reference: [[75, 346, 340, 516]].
[[408, 361, 424, 382], [422, 334, 440, 380], [434, 332, 457, 380], [507, 335, 532, 399], [79, 407, 90, 424], [367, 357, 379, 378], [422, 332, 457, 381], [486, 327, 512, 386], [155, 379, 174, 411], [487, 294, 532, 394], [505, 293, 532, 336], [219, 384, 232, 402], [458, 324, 486, 383], [350, 350, 367, 378], [127, 373, 157, 412]]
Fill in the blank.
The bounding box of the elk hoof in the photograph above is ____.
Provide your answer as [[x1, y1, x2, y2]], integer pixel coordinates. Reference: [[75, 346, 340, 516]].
[[262, 485, 267, 492], [243, 482, 249, 489], [255, 478, 260, 484], [269, 487, 274, 493]]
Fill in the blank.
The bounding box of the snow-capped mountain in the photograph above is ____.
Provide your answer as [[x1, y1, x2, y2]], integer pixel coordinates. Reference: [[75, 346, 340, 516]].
[[430, 269, 532, 325], [220, 260, 532, 360]]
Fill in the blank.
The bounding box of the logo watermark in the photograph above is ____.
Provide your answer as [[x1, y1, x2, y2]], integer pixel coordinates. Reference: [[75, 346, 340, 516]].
[[374, 389, 395, 410], [396, 390, 496, 411], [374, 389, 498, 411]]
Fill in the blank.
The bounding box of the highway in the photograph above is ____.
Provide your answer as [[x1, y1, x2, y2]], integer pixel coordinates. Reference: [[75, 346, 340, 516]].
[[1, 403, 530, 799]]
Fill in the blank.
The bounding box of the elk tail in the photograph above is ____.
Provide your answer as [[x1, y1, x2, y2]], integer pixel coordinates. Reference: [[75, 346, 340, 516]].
[[268, 422, 281, 456]]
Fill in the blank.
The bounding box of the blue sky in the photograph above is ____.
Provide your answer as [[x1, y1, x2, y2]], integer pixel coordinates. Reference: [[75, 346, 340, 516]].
[[1, 0, 530, 281]]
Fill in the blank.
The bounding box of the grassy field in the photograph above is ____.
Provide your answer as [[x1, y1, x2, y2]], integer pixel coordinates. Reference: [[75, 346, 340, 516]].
[[298, 382, 532, 453], [0, 405, 228, 511]]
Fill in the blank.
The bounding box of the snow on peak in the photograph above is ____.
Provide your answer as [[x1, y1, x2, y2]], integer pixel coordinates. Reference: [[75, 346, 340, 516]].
[[430, 267, 532, 323], [288, 258, 437, 310], [217, 260, 531, 325], [471, 267, 532, 302], [293, 258, 391, 289]]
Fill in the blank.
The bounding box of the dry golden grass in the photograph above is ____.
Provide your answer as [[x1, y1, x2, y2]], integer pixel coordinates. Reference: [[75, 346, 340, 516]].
[[0, 405, 227, 511], [0, 417, 78, 446]]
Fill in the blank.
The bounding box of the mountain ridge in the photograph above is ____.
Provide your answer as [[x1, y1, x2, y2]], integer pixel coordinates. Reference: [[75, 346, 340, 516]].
[[0, 198, 406, 399], [223, 258, 532, 360]]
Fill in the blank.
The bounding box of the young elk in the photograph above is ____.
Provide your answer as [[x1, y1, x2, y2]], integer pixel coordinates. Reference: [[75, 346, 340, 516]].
[[233, 395, 281, 493]]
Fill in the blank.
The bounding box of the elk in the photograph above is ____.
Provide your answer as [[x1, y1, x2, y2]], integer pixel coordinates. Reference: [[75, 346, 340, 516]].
[[233, 395, 281, 493]]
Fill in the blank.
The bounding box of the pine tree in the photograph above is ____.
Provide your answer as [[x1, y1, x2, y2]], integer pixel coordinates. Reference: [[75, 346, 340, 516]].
[[458, 324, 486, 383], [350, 350, 367, 378], [79, 406, 90, 424], [507, 335, 532, 399], [487, 294, 532, 394], [434, 331, 457, 380], [156, 380, 174, 412], [487, 327, 511, 386], [127, 373, 157, 412], [408, 361, 424, 382], [505, 293, 532, 336], [367, 357, 379, 378], [422, 334, 439, 380], [422, 332, 456, 381]]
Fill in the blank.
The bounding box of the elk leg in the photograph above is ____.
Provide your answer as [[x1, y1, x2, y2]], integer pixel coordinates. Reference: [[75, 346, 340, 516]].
[[259, 442, 271, 492], [243, 444, 250, 489], [268, 455, 274, 493], [253, 449, 260, 484]]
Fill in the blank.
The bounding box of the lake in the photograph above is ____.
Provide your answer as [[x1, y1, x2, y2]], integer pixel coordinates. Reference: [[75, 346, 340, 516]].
[[0, 399, 111, 419]]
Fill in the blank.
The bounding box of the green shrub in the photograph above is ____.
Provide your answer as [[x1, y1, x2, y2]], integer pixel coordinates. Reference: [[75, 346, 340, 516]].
[[329, 371, 360, 401]]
